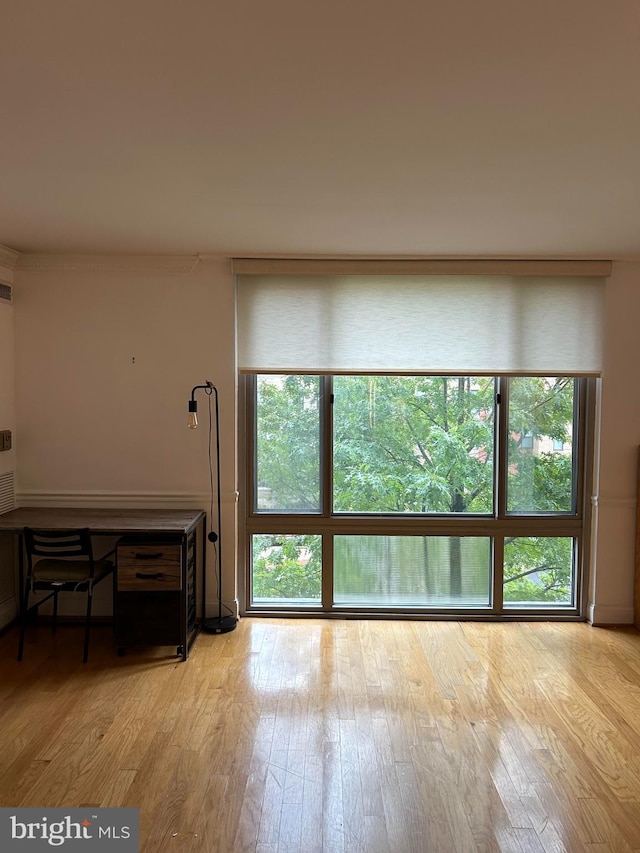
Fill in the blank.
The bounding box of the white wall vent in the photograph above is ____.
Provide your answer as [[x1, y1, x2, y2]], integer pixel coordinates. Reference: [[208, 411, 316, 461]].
[[0, 472, 15, 514], [0, 283, 11, 302]]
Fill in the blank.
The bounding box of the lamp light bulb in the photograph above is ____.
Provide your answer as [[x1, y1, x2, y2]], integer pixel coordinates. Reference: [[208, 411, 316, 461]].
[[187, 398, 199, 429]]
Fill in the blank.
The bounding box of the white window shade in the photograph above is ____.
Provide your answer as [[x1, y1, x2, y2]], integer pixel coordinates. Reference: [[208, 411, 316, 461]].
[[236, 272, 605, 375]]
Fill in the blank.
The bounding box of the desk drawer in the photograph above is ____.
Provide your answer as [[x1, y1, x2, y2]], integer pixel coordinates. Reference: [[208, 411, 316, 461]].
[[117, 543, 181, 591]]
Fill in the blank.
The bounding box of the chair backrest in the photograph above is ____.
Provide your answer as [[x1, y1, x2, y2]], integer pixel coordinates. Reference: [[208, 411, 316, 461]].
[[24, 528, 94, 564]]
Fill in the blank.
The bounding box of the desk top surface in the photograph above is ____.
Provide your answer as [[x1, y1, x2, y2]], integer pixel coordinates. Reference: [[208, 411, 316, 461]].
[[0, 507, 206, 535]]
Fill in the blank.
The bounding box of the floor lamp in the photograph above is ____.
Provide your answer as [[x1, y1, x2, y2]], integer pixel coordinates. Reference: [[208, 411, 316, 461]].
[[188, 381, 237, 634]]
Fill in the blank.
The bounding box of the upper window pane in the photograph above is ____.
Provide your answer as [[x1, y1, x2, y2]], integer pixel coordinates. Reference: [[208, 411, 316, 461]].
[[507, 377, 576, 514], [333, 376, 495, 514], [255, 375, 321, 512]]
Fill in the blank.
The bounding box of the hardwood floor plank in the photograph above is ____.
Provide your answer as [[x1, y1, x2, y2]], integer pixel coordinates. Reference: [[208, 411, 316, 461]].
[[299, 752, 324, 853], [321, 737, 345, 852], [232, 757, 271, 853], [2, 619, 640, 851]]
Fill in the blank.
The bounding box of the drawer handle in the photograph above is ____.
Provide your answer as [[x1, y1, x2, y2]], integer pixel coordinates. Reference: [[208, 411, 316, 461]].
[[135, 571, 165, 580], [134, 552, 163, 560]]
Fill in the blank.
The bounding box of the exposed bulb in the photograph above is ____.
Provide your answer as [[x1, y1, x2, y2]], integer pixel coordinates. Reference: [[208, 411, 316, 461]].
[[187, 411, 198, 429]]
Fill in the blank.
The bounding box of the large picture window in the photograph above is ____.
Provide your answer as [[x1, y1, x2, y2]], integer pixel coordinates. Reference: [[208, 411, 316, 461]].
[[243, 374, 591, 616], [236, 261, 604, 618]]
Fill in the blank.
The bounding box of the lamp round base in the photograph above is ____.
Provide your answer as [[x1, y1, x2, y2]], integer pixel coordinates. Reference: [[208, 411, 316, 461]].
[[201, 615, 237, 634]]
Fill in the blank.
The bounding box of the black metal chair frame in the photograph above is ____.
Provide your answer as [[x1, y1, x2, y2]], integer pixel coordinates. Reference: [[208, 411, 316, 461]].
[[18, 527, 115, 663]]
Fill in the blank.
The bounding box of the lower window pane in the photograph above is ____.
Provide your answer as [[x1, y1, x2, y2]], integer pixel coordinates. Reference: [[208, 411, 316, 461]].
[[251, 534, 321, 605], [503, 536, 575, 607], [334, 536, 491, 607]]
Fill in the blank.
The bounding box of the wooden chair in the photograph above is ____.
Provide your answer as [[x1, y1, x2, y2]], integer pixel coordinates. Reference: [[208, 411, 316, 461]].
[[18, 527, 115, 663]]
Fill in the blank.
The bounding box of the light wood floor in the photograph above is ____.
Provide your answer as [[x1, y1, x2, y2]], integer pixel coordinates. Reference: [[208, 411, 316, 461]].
[[1, 619, 640, 852]]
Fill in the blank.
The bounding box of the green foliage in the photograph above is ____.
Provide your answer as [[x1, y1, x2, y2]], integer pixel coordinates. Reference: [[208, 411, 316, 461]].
[[252, 534, 321, 600], [503, 536, 573, 604], [507, 378, 575, 513], [256, 376, 320, 511], [253, 374, 577, 606], [509, 377, 574, 444], [501, 378, 576, 604], [333, 376, 495, 513]]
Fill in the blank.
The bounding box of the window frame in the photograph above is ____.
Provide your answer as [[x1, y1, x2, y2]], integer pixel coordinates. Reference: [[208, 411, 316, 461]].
[[239, 373, 596, 619]]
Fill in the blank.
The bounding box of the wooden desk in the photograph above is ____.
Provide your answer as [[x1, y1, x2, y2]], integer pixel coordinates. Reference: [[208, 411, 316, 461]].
[[0, 507, 206, 660]]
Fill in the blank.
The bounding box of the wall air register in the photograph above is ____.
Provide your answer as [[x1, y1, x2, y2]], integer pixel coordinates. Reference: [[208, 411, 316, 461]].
[[0, 472, 15, 515]]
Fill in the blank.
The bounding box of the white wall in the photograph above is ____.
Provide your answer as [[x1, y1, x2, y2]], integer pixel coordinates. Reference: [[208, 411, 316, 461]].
[[10, 255, 640, 624], [0, 248, 18, 627], [588, 261, 640, 624], [0, 300, 15, 480], [0, 251, 17, 481], [14, 255, 238, 618]]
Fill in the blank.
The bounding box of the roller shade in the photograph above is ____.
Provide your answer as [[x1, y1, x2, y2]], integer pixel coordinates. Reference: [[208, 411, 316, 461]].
[[236, 271, 605, 375]]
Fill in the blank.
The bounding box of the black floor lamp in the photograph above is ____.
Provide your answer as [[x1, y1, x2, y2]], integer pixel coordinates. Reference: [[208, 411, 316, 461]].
[[188, 381, 237, 634]]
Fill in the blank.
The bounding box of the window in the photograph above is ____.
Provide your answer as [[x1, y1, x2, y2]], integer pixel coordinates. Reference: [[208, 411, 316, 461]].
[[507, 377, 577, 514], [332, 376, 494, 514], [520, 432, 534, 450], [333, 535, 492, 608], [236, 260, 605, 618], [255, 375, 321, 512], [243, 374, 591, 616]]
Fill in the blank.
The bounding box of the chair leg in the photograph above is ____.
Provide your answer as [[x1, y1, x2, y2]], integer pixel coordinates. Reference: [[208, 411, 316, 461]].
[[83, 588, 93, 664]]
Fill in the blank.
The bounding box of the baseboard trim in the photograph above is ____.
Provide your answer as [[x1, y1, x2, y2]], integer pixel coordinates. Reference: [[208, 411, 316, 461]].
[[588, 603, 635, 626]]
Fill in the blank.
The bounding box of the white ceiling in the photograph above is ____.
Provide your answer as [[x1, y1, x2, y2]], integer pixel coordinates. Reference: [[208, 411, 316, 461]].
[[1, 0, 639, 259]]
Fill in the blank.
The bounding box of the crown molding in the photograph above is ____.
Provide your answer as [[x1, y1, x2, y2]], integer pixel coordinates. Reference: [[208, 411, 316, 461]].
[[16, 254, 202, 274]]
